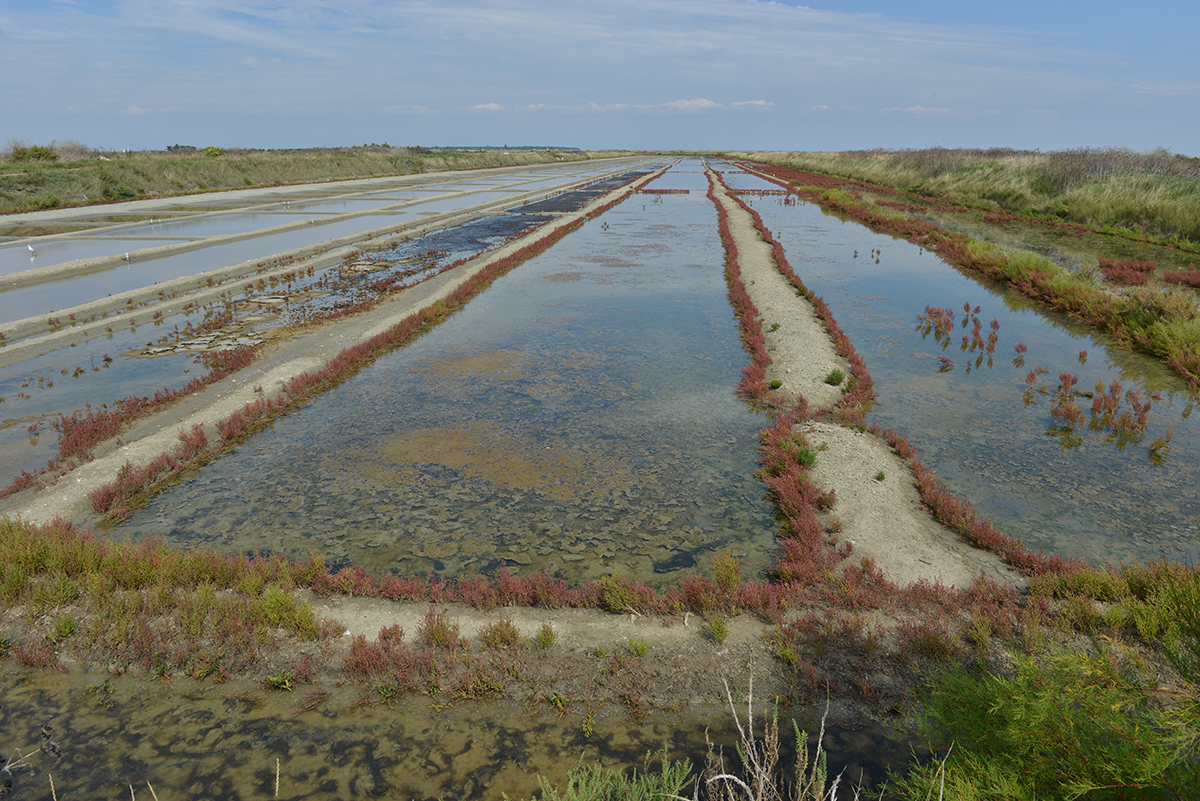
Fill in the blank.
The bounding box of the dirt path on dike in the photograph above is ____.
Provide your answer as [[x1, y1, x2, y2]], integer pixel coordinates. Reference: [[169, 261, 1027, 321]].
[[15, 160, 1025, 723], [706, 166, 1023, 593], [304, 168, 1027, 724]]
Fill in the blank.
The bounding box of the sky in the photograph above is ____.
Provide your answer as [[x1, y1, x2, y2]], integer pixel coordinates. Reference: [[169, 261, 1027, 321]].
[[1, 0, 1197, 153]]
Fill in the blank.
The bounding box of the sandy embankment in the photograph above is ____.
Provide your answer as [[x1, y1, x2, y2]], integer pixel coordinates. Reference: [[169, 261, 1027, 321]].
[[3, 163, 670, 527], [706, 167, 1022, 591], [8, 162, 1023, 712]]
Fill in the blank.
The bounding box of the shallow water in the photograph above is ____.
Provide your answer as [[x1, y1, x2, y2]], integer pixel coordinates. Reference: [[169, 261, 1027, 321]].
[[0, 669, 910, 800], [118, 162, 779, 586], [726, 168, 1200, 565], [0, 162, 629, 281], [0, 178, 657, 489], [0, 239, 172, 277]]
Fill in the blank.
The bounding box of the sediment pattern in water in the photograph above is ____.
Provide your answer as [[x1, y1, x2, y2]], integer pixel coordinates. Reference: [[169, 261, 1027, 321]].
[[119, 163, 779, 585]]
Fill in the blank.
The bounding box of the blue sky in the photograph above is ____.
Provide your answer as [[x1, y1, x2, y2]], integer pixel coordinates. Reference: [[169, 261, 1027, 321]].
[[1, 0, 1196, 153]]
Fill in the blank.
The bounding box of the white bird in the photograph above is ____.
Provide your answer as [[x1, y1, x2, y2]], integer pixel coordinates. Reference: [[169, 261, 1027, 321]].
[[124, 253, 130, 262], [27, 244, 36, 255]]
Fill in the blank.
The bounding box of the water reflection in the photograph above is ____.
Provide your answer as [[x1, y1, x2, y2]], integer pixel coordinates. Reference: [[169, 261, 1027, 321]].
[[119, 163, 780, 586], [728, 169, 1200, 565]]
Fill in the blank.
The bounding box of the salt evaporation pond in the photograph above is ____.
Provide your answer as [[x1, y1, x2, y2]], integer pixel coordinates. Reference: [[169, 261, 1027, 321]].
[[726, 165, 1199, 566], [0, 163, 652, 485], [119, 162, 780, 585]]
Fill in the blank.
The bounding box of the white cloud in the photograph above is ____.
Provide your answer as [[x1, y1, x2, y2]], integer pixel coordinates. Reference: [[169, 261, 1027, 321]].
[[467, 102, 503, 112], [660, 98, 722, 113], [806, 104, 832, 113], [1131, 80, 1200, 97], [119, 105, 152, 115], [732, 100, 773, 110]]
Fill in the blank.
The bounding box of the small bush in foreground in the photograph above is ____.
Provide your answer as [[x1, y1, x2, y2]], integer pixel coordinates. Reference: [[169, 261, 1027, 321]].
[[534, 622, 557, 649], [894, 649, 1200, 800], [708, 614, 729, 644], [479, 618, 523, 650]]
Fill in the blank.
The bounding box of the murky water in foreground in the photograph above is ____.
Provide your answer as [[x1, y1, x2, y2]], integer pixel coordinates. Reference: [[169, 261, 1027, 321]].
[[120, 162, 780, 586], [0, 669, 911, 800], [727, 167, 1200, 565]]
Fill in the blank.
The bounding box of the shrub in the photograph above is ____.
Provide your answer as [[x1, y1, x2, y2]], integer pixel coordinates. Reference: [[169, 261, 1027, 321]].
[[534, 622, 556, 649], [10, 144, 58, 162], [711, 550, 741, 600], [824, 368, 846, 385], [708, 615, 729, 644], [478, 618, 522, 650], [894, 650, 1200, 800], [418, 607, 461, 649]]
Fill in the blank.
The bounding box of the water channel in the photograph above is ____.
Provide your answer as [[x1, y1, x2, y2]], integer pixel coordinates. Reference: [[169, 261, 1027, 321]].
[[725, 165, 1199, 566], [3, 158, 1198, 797], [0, 668, 910, 800], [117, 162, 781, 586]]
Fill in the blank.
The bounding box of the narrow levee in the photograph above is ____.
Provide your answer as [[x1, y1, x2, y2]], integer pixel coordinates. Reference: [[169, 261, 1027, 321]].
[[1, 156, 1194, 800], [114, 161, 779, 586], [724, 164, 1198, 565]]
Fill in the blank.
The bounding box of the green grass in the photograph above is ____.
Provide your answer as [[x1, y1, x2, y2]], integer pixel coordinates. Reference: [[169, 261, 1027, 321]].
[[522, 748, 692, 801], [893, 649, 1200, 800], [0, 144, 597, 215], [732, 147, 1200, 244]]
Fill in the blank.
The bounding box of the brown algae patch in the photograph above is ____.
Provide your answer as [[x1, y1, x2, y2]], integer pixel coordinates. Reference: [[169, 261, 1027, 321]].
[[369, 420, 635, 504], [543, 271, 584, 282], [424, 347, 531, 381]]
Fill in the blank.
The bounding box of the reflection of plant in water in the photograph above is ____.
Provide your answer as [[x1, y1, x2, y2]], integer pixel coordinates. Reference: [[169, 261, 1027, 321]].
[[918, 303, 1001, 374], [915, 305, 955, 348]]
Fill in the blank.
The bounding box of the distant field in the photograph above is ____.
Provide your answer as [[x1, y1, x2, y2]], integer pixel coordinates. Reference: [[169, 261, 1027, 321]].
[[0, 142, 632, 217], [732, 147, 1200, 245]]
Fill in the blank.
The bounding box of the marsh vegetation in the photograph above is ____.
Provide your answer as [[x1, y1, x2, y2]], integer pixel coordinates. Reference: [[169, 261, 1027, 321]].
[[0, 152, 1198, 798]]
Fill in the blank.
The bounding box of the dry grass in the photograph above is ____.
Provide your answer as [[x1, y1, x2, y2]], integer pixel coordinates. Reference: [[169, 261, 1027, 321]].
[[693, 678, 872, 801], [731, 148, 1200, 242]]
